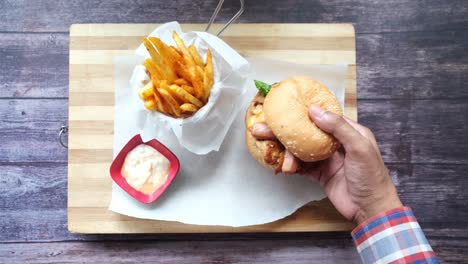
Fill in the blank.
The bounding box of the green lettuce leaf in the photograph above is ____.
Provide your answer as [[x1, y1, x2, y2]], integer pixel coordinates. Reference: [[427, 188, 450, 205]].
[[254, 80, 273, 96]]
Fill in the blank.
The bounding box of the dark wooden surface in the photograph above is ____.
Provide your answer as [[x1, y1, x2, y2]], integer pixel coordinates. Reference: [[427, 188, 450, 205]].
[[1, 0, 467, 263]]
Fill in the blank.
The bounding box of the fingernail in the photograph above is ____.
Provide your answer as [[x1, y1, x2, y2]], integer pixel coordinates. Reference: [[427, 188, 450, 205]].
[[252, 123, 275, 139], [309, 105, 325, 119]]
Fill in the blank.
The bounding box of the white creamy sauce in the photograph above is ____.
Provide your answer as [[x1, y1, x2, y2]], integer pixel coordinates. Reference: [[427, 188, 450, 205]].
[[121, 144, 170, 194]]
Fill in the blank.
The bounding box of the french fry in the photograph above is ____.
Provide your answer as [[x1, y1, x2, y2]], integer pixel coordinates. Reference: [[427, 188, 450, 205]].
[[149, 37, 178, 69], [144, 97, 157, 111], [189, 66, 204, 99], [138, 90, 145, 100], [139, 34, 215, 118], [168, 84, 203, 107], [139, 82, 154, 100], [181, 84, 195, 95], [203, 49, 214, 102], [189, 45, 204, 68], [156, 104, 165, 113], [170, 46, 183, 57], [196, 65, 204, 78], [174, 78, 189, 86], [143, 38, 160, 64], [160, 80, 182, 104], [143, 38, 177, 82], [151, 89, 169, 115], [195, 65, 207, 101], [158, 88, 181, 117], [180, 103, 198, 113], [172, 31, 195, 66], [141, 82, 168, 113], [166, 84, 188, 104], [202, 71, 210, 102], [205, 49, 214, 80], [169, 49, 184, 64], [174, 61, 193, 84], [172, 32, 204, 98], [143, 59, 162, 83], [174, 64, 201, 98], [151, 80, 170, 114]]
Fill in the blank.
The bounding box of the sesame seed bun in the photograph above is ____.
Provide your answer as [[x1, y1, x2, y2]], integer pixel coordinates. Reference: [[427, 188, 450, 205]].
[[263, 76, 342, 162]]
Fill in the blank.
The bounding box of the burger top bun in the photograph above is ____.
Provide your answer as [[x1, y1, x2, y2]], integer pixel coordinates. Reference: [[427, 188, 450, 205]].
[[263, 76, 342, 162]]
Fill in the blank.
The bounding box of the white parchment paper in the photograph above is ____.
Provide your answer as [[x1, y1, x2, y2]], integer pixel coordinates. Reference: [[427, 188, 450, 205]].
[[109, 22, 348, 227], [109, 22, 347, 227], [130, 22, 250, 155]]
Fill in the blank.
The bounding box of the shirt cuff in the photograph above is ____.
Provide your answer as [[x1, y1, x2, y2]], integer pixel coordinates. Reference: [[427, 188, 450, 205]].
[[351, 206, 439, 264]]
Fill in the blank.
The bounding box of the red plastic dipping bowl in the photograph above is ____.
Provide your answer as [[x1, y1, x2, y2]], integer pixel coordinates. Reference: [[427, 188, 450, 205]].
[[109, 134, 180, 204]]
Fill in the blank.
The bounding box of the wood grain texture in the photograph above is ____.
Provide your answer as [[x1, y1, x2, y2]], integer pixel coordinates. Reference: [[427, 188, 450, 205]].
[[0, 0, 467, 262], [359, 100, 468, 164], [0, 238, 466, 263], [4, 29, 467, 99], [357, 30, 468, 99], [60, 100, 468, 164], [70, 36, 356, 50], [0, 33, 68, 98], [394, 164, 468, 224], [1, 98, 466, 165], [67, 23, 357, 234], [1, 0, 467, 33], [0, 239, 360, 264], [0, 99, 67, 162], [3, 163, 468, 242], [431, 238, 468, 264]]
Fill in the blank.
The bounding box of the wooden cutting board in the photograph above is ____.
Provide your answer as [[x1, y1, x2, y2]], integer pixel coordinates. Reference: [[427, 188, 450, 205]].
[[68, 23, 357, 233]]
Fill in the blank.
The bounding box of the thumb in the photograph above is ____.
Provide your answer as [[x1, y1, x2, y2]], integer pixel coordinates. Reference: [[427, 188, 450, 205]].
[[308, 105, 364, 151]]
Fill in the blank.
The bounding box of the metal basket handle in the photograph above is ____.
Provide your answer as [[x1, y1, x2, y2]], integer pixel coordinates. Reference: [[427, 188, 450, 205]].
[[205, 0, 245, 36]]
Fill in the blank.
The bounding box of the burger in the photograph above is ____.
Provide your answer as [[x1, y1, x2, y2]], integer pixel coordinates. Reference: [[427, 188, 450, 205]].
[[245, 76, 343, 174]]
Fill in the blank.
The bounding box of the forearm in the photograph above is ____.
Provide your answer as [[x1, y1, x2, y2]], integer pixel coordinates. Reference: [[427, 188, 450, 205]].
[[351, 207, 439, 264]]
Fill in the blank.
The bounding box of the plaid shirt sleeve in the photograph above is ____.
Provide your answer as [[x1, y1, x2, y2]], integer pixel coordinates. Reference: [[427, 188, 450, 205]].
[[351, 206, 439, 264]]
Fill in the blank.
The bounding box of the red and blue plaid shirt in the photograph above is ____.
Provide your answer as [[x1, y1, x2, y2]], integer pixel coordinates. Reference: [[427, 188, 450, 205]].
[[351, 207, 439, 264]]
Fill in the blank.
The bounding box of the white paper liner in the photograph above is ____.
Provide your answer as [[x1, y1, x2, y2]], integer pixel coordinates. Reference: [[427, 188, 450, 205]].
[[130, 21, 250, 155], [110, 51, 348, 226]]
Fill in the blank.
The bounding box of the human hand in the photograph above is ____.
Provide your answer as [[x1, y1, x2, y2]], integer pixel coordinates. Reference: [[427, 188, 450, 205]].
[[306, 105, 402, 224]]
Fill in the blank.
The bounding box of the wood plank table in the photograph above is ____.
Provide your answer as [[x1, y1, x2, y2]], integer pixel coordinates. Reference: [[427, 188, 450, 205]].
[[1, 0, 467, 263]]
